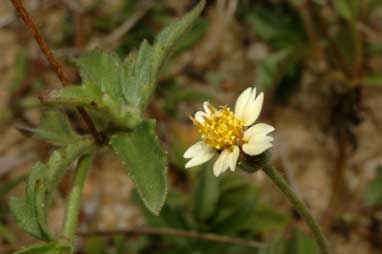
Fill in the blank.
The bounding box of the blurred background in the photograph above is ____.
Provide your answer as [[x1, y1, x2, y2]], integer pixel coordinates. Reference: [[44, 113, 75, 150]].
[[0, 0, 381, 253]]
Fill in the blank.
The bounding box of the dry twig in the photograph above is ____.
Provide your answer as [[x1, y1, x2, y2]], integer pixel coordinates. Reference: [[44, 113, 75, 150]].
[[80, 227, 266, 249]]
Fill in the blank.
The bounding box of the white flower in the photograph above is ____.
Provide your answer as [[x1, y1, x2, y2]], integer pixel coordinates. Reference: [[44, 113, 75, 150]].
[[183, 87, 275, 177]]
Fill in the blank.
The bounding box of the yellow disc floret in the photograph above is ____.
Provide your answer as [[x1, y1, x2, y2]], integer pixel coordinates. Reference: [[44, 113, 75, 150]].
[[191, 104, 244, 150]]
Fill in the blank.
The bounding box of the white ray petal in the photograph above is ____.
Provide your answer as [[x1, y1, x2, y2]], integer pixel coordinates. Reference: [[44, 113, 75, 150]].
[[242, 142, 273, 156], [243, 123, 275, 141], [234, 87, 252, 122], [213, 152, 226, 176], [213, 150, 231, 176], [242, 92, 264, 126], [249, 87, 257, 102], [185, 149, 215, 168], [228, 146, 240, 172], [247, 135, 274, 145], [183, 141, 212, 159]]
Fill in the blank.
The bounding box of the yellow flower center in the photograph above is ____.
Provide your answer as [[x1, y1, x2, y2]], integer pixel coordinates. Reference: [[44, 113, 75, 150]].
[[192, 105, 244, 150]]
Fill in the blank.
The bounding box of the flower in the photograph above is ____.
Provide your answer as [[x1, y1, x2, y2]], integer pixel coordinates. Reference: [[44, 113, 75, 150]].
[[183, 87, 275, 176]]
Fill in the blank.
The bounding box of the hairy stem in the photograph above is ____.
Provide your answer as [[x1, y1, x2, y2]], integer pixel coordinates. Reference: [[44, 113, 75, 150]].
[[262, 164, 330, 254], [63, 154, 93, 249], [9, 0, 104, 144]]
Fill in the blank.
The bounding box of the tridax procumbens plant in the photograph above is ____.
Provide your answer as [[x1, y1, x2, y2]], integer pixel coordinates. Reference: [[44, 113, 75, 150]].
[[10, 1, 332, 254], [10, 1, 205, 253]]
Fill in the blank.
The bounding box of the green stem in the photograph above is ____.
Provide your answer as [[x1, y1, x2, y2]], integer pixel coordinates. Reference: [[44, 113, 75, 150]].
[[63, 154, 93, 249], [262, 164, 330, 254]]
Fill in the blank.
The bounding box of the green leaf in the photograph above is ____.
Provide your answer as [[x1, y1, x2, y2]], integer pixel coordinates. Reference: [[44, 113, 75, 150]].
[[219, 174, 251, 194], [333, 0, 360, 20], [111, 120, 168, 215], [26, 162, 51, 240], [256, 49, 290, 90], [32, 110, 80, 146], [123, 0, 206, 111], [255, 46, 307, 91], [218, 175, 259, 209], [260, 230, 318, 254], [151, 0, 206, 80], [10, 139, 94, 241], [212, 199, 257, 235], [174, 18, 208, 54], [245, 3, 306, 48], [249, 204, 289, 233], [15, 241, 71, 254], [121, 40, 154, 110], [192, 164, 219, 221], [82, 236, 107, 254], [363, 166, 382, 206], [285, 229, 319, 254], [9, 197, 47, 240], [10, 163, 52, 241], [75, 51, 123, 99]]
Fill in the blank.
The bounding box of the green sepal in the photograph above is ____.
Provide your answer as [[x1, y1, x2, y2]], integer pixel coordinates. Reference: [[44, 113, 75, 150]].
[[239, 150, 272, 173]]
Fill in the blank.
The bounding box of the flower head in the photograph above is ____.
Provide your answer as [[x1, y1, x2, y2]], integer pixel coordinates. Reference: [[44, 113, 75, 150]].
[[184, 87, 275, 176]]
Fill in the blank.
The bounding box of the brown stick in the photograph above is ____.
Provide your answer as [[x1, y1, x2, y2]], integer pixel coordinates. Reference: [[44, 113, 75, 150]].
[[80, 227, 266, 249], [10, 0, 104, 144]]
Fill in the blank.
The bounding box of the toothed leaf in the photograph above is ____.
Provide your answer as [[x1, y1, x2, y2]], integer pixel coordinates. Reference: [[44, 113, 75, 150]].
[[111, 121, 168, 215]]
